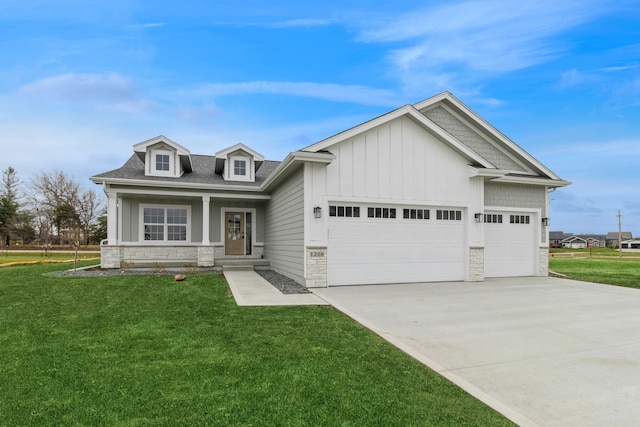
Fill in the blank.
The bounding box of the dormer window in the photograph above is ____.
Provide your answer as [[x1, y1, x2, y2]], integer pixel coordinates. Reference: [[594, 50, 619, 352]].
[[228, 155, 251, 181], [150, 149, 175, 176], [156, 153, 170, 171], [133, 135, 193, 178], [234, 159, 247, 176], [214, 143, 265, 183]]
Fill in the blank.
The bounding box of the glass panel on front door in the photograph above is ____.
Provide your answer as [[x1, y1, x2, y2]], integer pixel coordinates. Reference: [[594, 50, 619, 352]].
[[225, 212, 246, 255]]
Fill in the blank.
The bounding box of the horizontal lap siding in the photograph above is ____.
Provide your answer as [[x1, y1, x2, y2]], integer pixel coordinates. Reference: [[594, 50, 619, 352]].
[[265, 168, 305, 284]]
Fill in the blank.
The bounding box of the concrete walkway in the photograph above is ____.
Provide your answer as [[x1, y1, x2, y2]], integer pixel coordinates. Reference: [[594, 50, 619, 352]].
[[224, 270, 328, 306], [312, 277, 640, 427]]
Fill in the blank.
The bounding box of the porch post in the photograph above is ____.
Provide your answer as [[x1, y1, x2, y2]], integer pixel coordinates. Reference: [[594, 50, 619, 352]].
[[106, 191, 118, 245], [202, 196, 210, 245]]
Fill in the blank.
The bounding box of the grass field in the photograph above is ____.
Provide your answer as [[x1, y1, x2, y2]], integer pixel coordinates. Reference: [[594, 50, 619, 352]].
[[0, 262, 512, 426], [550, 255, 640, 289]]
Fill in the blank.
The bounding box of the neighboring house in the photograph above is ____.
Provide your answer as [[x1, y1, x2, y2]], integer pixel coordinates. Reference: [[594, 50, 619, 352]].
[[549, 231, 570, 248], [622, 239, 640, 249], [606, 231, 633, 248], [91, 92, 570, 287], [561, 234, 605, 249]]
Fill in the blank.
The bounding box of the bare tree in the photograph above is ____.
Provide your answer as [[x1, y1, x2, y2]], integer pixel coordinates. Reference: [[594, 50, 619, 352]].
[[29, 170, 81, 244], [77, 189, 105, 245]]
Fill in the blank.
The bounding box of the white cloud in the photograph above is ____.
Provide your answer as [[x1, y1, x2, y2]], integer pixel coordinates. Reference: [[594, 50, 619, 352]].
[[189, 81, 401, 107], [124, 22, 165, 30], [267, 18, 335, 28], [175, 103, 223, 122], [356, 0, 612, 93], [19, 72, 155, 114]]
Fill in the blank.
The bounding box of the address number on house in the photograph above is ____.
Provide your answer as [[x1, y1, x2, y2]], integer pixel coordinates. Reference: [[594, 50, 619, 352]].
[[309, 251, 325, 258]]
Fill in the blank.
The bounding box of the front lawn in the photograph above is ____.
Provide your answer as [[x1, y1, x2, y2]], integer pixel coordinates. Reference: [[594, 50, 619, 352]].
[[550, 257, 640, 288], [0, 263, 512, 426]]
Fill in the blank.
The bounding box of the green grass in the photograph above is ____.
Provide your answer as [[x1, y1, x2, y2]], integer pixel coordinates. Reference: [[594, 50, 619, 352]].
[[0, 263, 512, 426], [550, 257, 640, 288], [0, 251, 99, 265]]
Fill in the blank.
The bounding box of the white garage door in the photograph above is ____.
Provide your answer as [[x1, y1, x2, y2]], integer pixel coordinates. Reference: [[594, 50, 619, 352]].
[[327, 205, 465, 286], [484, 211, 536, 278]]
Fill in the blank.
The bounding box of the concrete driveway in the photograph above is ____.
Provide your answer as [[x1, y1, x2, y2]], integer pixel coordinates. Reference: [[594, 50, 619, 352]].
[[312, 277, 640, 426]]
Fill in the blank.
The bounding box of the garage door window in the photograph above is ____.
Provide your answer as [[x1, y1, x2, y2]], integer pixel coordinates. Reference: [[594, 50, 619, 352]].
[[403, 208, 430, 220], [484, 214, 503, 223], [329, 205, 360, 218], [367, 207, 396, 219], [510, 215, 530, 224], [436, 209, 462, 221]]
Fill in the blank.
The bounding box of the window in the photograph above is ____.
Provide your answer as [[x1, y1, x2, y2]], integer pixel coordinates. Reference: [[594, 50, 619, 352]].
[[156, 154, 170, 171], [367, 207, 396, 219], [510, 215, 530, 224], [234, 159, 246, 176], [142, 205, 189, 241], [484, 214, 503, 223], [329, 205, 360, 217], [436, 209, 462, 221], [403, 209, 430, 220]]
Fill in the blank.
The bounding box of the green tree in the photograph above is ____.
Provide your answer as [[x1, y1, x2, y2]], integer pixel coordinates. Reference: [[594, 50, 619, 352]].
[[0, 167, 20, 246]]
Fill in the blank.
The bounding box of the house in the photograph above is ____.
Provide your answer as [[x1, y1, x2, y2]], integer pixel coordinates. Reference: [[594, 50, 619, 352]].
[[90, 92, 570, 287], [561, 234, 605, 249], [606, 231, 633, 248], [622, 239, 640, 249], [549, 231, 570, 248]]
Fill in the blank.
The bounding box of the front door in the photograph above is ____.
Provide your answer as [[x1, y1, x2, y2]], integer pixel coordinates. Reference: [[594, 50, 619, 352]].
[[225, 212, 245, 255]]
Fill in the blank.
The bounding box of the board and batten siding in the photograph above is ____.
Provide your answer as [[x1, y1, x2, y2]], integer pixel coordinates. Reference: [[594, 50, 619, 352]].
[[325, 116, 470, 203], [264, 167, 305, 284]]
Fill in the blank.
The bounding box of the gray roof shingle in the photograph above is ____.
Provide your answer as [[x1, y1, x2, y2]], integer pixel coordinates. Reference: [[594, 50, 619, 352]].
[[92, 154, 281, 187]]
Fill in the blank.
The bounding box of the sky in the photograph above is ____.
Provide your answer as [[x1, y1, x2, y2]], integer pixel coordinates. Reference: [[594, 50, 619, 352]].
[[1, 0, 639, 235]]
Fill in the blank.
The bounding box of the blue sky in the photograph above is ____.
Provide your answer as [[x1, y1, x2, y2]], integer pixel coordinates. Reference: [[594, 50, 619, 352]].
[[2, 0, 639, 235]]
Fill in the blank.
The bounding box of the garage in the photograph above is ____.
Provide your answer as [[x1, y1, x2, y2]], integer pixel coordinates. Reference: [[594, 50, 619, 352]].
[[327, 204, 466, 286], [484, 211, 537, 277]]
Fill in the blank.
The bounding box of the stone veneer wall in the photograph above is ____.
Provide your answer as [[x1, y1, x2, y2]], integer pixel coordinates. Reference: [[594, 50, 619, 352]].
[[121, 246, 199, 265], [101, 245, 123, 269], [539, 248, 549, 276], [468, 247, 484, 282], [197, 246, 214, 267], [305, 246, 327, 288]]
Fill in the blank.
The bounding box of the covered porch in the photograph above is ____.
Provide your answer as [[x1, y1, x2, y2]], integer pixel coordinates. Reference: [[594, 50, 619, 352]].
[[101, 186, 270, 269]]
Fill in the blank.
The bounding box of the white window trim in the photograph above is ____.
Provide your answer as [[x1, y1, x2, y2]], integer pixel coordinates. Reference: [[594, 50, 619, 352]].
[[148, 148, 176, 177], [139, 203, 191, 243], [228, 154, 253, 182]]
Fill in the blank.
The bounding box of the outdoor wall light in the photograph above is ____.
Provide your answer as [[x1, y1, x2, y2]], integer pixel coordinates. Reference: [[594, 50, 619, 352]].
[[474, 213, 483, 223], [542, 217, 550, 227], [313, 206, 322, 219]]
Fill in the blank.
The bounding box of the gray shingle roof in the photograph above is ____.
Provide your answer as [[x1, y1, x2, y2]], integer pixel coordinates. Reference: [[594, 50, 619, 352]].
[[92, 154, 281, 187]]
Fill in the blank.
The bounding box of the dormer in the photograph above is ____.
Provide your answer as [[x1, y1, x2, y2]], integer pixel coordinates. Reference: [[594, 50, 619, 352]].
[[214, 143, 264, 182], [133, 135, 193, 178]]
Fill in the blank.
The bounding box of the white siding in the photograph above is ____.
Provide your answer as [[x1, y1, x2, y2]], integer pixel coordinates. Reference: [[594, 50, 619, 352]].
[[324, 117, 470, 203], [265, 168, 305, 284]]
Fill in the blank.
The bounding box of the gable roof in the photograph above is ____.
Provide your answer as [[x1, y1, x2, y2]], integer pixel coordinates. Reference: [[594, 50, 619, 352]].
[[133, 135, 193, 172], [214, 143, 265, 175], [303, 92, 569, 188], [414, 92, 561, 179]]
